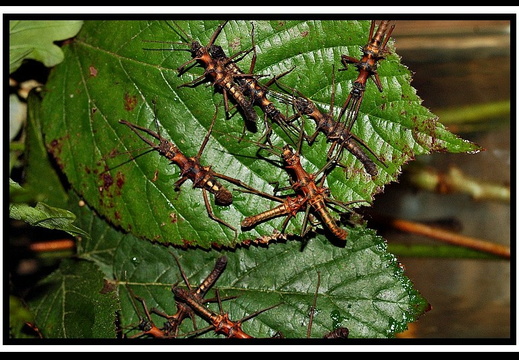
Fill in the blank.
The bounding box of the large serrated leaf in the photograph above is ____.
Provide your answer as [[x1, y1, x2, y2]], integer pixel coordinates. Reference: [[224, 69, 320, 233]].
[[114, 224, 428, 339], [39, 20, 480, 249], [22, 190, 427, 339]]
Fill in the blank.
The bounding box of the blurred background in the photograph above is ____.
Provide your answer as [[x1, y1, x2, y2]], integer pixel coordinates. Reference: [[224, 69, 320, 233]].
[[366, 19, 511, 339]]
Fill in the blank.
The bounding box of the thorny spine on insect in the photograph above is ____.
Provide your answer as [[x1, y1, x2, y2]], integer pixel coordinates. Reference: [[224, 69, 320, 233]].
[[280, 144, 350, 241]]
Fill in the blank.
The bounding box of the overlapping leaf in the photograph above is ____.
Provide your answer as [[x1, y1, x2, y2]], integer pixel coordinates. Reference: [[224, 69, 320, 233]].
[[26, 198, 428, 339], [40, 20, 480, 249], [107, 216, 428, 339]]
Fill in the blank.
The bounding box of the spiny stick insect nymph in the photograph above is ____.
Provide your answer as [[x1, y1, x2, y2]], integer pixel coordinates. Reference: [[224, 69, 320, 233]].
[[119, 104, 261, 236], [144, 21, 260, 128]]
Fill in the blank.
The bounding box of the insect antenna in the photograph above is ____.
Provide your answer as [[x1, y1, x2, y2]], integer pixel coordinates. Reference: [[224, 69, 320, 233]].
[[141, 39, 191, 51], [100, 108, 165, 176], [306, 271, 321, 338], [99, 146, 156, 176], [122, 285, 168, 339], [140, 21, 197, 70], [194, 105, 219, 161], [233, 300, 282, 326], [170, 20, 195, 44]]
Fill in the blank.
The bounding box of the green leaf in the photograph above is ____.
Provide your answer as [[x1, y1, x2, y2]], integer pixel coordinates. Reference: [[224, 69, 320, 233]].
[[9, 20, 83, 73], [21, 194, 426, 339], [24, 88, 70, 208], [39, 20, 480, 249], [26, 259, 119, 338], [9, 296, 38, 339], [71, 192, 126, 278], [115, 224, 428, 338], [9, 179, 89, 238]]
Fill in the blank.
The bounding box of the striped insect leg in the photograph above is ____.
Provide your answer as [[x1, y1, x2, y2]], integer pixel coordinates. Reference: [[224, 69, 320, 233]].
[[241, 195, 307, 229]]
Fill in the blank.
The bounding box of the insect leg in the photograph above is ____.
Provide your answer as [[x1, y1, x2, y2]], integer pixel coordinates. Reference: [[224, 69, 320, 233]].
[[202, 188, 237, 237]]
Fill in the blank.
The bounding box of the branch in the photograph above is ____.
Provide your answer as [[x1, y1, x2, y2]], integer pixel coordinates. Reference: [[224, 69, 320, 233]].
[[369, 213, 510, 260]]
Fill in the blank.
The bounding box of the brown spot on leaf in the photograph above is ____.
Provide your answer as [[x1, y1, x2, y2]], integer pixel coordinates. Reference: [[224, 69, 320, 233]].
[[98, 169, 124, 198], [411, 115, 448, 152], [100, 279, 117, 294], [89, 66, 98, 77], [124, 93, 138, 111], [100, 172, 114, 191], [181, 239, 195, 248], [46, 135, 70, 170], [115, 171, 125, 189], [107, 148, 120, 159]]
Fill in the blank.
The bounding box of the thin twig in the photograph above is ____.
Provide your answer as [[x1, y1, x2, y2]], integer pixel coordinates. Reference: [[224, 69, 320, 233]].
[[29, 239, 75, 252], [385, 216, 510, 260]]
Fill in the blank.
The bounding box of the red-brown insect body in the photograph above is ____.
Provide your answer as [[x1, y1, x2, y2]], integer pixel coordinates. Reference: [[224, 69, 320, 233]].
[[243, 76, 288, 127], [240, 142, 350, 241], [212, 313, 253, 339], [133, 319, 168, 339], [171, 256, 279, 339], [275, 81, 380, 177], [177, 154, 232, 206], [119, 120, 233, 206], [165, 256, 229, 337], [282, 146, 348, 241], [177, 24, 259, 124], [338, 20, 394, 127], [291, 95, 379, 177], [209, 41, 292, 143], [172, 287, 255, 339], [347, 20, 394, 93], [206, 48, 259, 124]]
